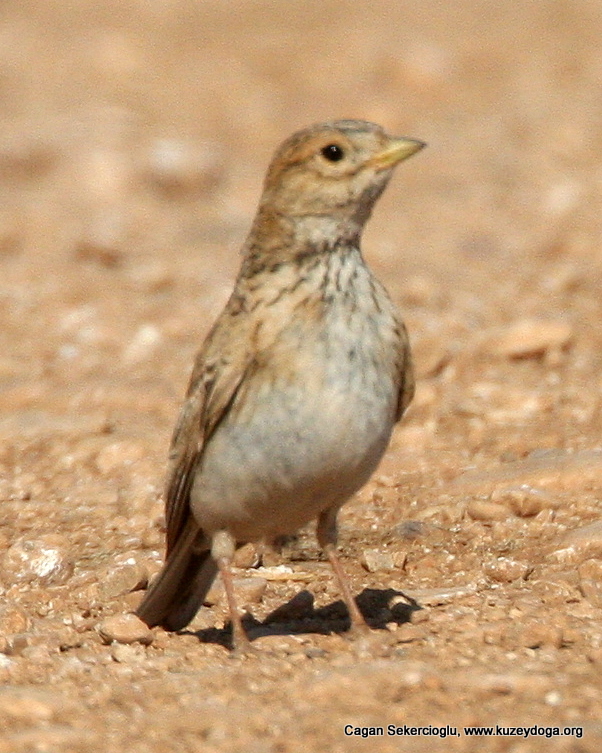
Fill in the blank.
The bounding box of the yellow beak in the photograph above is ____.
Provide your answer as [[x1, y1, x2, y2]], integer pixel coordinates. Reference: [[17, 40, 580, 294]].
[[370, 137, 426, 170]]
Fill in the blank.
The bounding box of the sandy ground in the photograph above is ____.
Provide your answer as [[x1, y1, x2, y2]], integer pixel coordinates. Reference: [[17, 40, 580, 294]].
[[1, 1, 602, 750]]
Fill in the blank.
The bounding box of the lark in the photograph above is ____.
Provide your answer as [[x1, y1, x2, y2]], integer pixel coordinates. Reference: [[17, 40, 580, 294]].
[[136, 120, 424, 649]]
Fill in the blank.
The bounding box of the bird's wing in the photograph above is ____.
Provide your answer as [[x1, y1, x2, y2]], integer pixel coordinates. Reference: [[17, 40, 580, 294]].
[[395, 322, 415, 422], [163, 320, 255, 555]]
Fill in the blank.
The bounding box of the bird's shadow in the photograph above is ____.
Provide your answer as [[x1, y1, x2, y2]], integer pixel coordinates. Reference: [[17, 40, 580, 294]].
[[183, 588, 422, 651]]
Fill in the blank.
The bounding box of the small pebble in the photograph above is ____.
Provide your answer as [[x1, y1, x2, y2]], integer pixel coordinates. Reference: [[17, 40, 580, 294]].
[[374, 474, 397, 488], [233, 543, 261, 568], [265, 590, 314, 623], [111, 643, 146, 663], [578, 579, 602, 608], [122, 324, 163, 364], [2, 535, 73, 586], [97, 554, 149, 600], [20, 644, 54, 663], [404, 584, 477, 606], [142, 138, 225, 197], [0, 129, 59, 179], [531, 576, 582, 605], [0, 725, 96, 749], [519, 622, 564, 649], [587, 648, 602, 665], [392, 550, 408, 569], [466, 499, 509, 521], [235, 577, 268, 606], [484, 557, 530, 583], [411, 383, 437, 410], [98, 613, 153, 645], [126, 261, 174, 293], [402, 274, 441, 306], [361, 548, 395, 573], [0, 604, 31, 638], [459, 672, 552, 697], [95, 441, 145, 474], [412, 334, 449, 378], [450, 449, 602, 495], [391, 520, 427, 540], [393, 624, 424, 643], [491, 485, 558, 517], [305, 646, 327, 659], [544, 690, 563, 706], [0, 687, 65, 722], [6, 633, 33, 656], [75, 210, 125, 267], [250, 634, 305, 654], [578, 559, 602, 581], [482, 624, 505, 646], [484, 319, 572, 359], [410, 608, 430, 624], [252, 565, 312, 582], [555, 521, 602, 563]]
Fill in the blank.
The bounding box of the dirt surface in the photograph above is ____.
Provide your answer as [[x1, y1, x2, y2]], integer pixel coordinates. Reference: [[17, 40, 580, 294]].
[[1, 1, 602, 751]]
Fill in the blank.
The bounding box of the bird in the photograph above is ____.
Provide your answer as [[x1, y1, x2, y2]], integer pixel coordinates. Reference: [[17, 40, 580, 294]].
[[136, 119, 424, 650]]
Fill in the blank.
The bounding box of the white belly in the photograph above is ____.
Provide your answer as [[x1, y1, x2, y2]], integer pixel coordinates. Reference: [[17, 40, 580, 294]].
[[190, 253, 403, 542], [192, 376, 395, 540]]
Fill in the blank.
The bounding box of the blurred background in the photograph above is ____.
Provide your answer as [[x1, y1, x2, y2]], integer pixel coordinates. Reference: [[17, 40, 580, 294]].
[[1, 3, 602, 748], [1, 1, 601, 419]]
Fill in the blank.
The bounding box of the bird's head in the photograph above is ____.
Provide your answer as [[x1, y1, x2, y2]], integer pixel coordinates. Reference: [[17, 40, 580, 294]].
[[259, 120, 425, 230]]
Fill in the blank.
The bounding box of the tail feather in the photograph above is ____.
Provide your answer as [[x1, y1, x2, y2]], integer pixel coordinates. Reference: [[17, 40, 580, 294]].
[[136, 521, 218, 631]]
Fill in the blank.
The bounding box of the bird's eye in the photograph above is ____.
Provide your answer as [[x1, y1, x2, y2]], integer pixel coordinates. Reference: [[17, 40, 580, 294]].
[[321, 144, 345, 162]]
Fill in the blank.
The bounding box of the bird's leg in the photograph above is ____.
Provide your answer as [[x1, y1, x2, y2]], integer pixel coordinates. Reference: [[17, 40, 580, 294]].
[[211, 530, 251, 652], [317, 508, 370, 636]]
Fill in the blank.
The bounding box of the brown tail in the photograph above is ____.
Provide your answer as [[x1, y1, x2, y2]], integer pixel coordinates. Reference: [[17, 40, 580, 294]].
[[136, 520, 218, 631]]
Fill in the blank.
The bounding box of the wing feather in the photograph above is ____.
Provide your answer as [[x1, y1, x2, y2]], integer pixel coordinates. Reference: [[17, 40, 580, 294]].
[[163, 313, 256, 554], [395, 323, 415, 423]]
